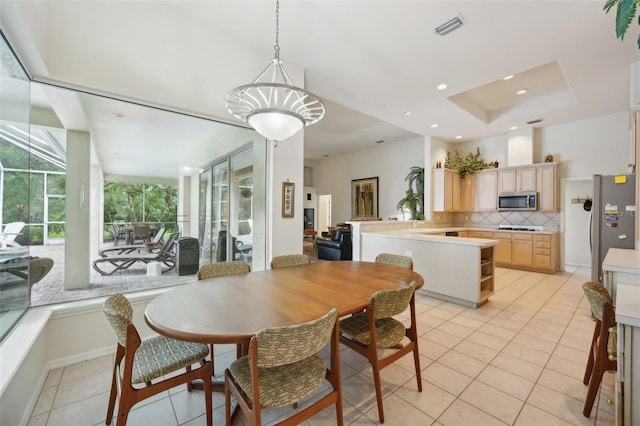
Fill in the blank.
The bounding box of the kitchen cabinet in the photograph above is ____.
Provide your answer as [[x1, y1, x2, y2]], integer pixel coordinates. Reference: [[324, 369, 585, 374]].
[[475, 169, 498, 211], [512, 233, 533, 267], [498, 166, 536, 193], [493, 232, 513, 264], [433, 169, 461, 212], [533, 234, 554, 269], [468, 231, 493, 238], [536, 163, 558, 212], [461, 173, 476, 212]]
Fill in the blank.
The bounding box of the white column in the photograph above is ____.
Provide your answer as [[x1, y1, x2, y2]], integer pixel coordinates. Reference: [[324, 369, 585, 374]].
[[64, 130, 90, 289], [424, 136, 432, 221], [177, 173, 191, 237]]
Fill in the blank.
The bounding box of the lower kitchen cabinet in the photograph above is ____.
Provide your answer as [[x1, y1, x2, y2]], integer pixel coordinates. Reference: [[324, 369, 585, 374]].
[[493, 233, 512, 264], [512, 234, 533, 266], [494, 231, 558, 273]]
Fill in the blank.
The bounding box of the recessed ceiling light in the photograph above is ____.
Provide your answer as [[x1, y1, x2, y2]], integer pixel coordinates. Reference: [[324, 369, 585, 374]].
[[510, 126, 518, 130], [430, 123, 439, 128], [516, 89, 528, 95], [503, 75, 514, 80], [455, 135, 462, 139], [403, 111, 412, 116], [114, 113, 126, 118], [437, 83, 448, 90]]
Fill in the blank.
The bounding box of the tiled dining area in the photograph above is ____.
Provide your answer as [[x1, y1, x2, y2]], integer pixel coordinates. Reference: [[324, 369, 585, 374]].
[[26, 264, 614, 425]]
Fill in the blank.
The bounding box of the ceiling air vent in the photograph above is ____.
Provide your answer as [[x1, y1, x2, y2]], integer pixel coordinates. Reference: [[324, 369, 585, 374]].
[[526, 119, 543, 125], [435, 16, 464, 36]]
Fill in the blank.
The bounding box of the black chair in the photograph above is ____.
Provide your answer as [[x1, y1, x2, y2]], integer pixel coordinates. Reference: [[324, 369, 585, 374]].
[[216, 231, 252, 262], [316, 229, 352, 260]]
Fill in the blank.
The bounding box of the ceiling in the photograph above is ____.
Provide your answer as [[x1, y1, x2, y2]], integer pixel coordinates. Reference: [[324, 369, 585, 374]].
[[2, 1, 639, 178]]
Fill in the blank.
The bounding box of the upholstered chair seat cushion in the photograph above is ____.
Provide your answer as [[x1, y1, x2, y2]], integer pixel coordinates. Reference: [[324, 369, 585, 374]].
[[131, 335, 209, 384], [339, 312, 406, 348], [229, 353, 326, 407]]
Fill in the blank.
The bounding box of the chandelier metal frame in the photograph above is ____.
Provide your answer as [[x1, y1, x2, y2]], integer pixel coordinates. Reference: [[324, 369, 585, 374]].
[[224, 0, 325, 140]]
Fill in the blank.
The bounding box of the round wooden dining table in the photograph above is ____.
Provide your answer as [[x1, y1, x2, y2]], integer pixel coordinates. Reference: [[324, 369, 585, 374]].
[[144, 260, 424, 345]]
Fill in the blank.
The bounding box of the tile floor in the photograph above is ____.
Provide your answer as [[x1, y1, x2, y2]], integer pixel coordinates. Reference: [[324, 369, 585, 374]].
[[28, 265, 616, 425]]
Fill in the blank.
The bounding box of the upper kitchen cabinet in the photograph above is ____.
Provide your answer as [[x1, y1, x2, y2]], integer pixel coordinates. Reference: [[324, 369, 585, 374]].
[[475, 169, 498, 211], [536, 163, 558, 212], [498, 166, 536, 193], [433, 168, 461, 212]]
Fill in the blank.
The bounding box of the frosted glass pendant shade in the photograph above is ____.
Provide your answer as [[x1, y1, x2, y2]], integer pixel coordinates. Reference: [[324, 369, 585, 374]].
[[247, 111, 304, 141]]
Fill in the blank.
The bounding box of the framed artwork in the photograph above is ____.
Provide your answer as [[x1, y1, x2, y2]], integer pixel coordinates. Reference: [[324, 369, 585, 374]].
[[282, 181, 295, 218], [351, 177, 379, 219]]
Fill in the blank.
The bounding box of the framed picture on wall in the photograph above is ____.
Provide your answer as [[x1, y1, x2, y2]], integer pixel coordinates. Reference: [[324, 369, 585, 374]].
[[351, 177, 378, 219], [282, 181, 295, 218]]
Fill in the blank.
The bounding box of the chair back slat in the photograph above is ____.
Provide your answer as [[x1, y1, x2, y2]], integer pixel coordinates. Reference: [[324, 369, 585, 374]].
[[103, 293, 134, 347], [582, 281, 612, 321], [371, 281, 416, 319], [271, 254, 310, 269], [256, 307, 337, 368], [198, 261, 250, 280], [375, 253, 413, 270]]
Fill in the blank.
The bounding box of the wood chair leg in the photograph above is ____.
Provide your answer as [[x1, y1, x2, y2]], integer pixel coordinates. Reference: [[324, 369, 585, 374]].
[[106, 366, 118, 424], [583, 321, 600, 385], [371, 359, 385, 423], [583, 364, 605, 417], [209, 344, 215, 376]]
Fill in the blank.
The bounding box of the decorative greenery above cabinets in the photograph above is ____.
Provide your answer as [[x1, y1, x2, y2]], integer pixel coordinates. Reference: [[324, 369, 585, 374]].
[[397, 166, 424, 220], [445, 148, 496, 177]]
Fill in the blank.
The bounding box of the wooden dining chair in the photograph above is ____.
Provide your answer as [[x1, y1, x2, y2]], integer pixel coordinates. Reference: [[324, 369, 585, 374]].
[[103, 293, 212, 426], [339, 281, 421, 423], [197, 260, 251, 373], [582, 282, 617, 418], [270, 254, 310, 269], [224, 307, 343, 426], [375, 253, 413, 270]]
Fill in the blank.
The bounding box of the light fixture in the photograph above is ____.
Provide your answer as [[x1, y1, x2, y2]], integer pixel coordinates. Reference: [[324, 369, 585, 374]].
[[455, 135, 462, 139], [510, 126, 519, 130], [435, 16, 464, 36], [403, 111, 412, 116], [516, 89, 528, 95], [431, 123, 439, 128], [503, 75, 514, 80], [225, 0, 325, 142], [437, 83, 448, 90]]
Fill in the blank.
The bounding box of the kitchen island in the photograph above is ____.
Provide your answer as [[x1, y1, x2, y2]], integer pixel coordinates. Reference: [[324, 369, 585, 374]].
[[359, 228, 497, 308]]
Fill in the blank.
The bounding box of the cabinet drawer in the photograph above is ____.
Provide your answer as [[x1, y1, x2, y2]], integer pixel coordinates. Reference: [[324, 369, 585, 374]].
[[513, 233, 533, 241], [469, 231, 493, 238], [534, 234, 550, 242], [535, 248, 551, 255], [535, 242, 551, 249], [534, 255, 551, 268]]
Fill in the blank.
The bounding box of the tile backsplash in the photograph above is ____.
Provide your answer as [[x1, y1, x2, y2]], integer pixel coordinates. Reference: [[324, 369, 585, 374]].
[[452, 211, 561, 231]]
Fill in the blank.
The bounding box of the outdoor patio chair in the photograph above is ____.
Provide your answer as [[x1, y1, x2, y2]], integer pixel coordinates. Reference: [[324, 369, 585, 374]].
[[132, 224, 150, 244], [99, 226, 167, 257], [1, 222, 25, 248], [111, 224, 126, 247], [92, 233, 178, 276]]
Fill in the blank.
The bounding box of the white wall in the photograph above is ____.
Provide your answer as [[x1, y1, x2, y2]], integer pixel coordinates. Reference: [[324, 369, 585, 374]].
[[563, 178, 593, 267], [316, 137, 424, 224]]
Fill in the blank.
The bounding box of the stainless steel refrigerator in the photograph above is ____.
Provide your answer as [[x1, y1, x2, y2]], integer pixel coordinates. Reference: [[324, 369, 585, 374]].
[[590, 174, 636, 282]]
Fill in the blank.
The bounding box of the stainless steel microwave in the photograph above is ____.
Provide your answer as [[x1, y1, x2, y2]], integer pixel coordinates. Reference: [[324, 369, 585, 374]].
[[498, 192, 538, 211]]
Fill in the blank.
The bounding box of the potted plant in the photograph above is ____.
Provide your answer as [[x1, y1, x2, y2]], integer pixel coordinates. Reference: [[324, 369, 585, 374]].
[[396, 166, 424, 220], [604, 0, 640, 49]]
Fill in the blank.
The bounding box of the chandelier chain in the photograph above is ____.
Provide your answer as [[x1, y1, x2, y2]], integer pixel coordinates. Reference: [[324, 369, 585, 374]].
[[274, 0, 280, 59]]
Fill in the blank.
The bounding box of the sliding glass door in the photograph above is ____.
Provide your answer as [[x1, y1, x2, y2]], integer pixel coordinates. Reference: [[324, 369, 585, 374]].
[[199, 145, 253, 267]]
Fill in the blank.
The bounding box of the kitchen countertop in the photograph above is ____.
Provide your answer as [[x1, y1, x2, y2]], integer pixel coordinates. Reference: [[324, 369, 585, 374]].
[[363, 226, 557, 236], [361, 228, 498, 247], [602, 248, 640, 275], [616, 283, 640, 327]]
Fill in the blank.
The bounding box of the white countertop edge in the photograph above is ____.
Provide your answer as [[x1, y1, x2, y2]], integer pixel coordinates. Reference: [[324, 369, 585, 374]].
[[615, 283, 640, 327], [361, 231, 498, 247]]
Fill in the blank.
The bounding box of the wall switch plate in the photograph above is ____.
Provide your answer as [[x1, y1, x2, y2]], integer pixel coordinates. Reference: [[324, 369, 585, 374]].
[[404, 250, 412, 256]]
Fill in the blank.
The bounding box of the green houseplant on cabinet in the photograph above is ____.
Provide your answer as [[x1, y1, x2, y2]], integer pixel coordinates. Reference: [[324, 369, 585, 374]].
[[445, 148, 494, 177], [397, 166, 424, 220]]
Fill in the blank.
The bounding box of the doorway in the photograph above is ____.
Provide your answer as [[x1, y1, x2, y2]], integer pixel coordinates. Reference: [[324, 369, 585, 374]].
[[318, 194, 331, 236]]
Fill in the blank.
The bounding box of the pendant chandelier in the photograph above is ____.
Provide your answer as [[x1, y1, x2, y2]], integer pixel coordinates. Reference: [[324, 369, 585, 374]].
[[224, 0, 325, 142]]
